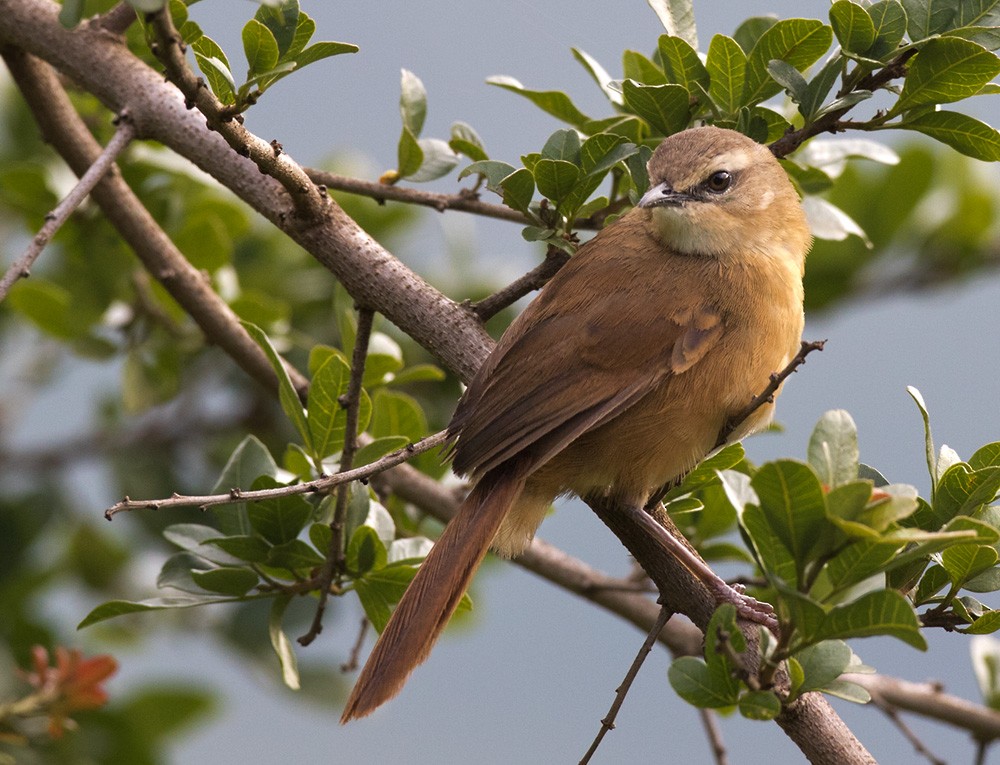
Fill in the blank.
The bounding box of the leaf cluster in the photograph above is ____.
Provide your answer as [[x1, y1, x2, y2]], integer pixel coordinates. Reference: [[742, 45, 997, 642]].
[[666, 396, 1000, 717], [79, 319, 449, 689]]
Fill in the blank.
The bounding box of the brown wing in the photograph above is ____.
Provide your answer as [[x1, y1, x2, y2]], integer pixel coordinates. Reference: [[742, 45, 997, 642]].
[[449, 213, 723, 478]]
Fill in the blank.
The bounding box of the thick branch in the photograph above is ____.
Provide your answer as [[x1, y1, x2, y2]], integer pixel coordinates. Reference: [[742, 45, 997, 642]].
[[0, 0, 494, 382]]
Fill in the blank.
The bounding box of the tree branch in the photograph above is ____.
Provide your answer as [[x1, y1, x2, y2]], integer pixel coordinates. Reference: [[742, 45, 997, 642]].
[[305, 168, 531, 225], [471, 245, 571, 321], [0, 46, 309, 396], [104, 429, 450, 519], [148, 8, 327, 221], [580, 602, 674, 764], [0, 111, 134, 302], [300, 307, 375, 647]]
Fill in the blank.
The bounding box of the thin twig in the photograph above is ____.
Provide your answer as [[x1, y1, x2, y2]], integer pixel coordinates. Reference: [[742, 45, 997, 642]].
[[579, 603, 674, 765], [104, 429, 450, 519], [698, 708, 730, 765], [768, 49, 917, 159], [871, 699, 946, 765], [305, 169, 530, 224], [340, 617, 370, 672], [300, 307, 375, 646], [471, 245, 572, 321], [148, 9, 327, 219], [0, 112, 135, 302], [714, 339, 826, 449]]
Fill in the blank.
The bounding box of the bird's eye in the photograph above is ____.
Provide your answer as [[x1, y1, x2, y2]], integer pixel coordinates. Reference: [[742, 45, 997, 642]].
[[706, 170, 732, 193]]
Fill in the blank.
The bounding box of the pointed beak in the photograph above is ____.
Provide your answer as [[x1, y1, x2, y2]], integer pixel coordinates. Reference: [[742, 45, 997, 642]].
[[638, 182, 691, 208]]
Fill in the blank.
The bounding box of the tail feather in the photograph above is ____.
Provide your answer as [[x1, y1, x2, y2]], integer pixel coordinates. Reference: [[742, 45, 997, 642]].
[[340, 468, 526, 722]]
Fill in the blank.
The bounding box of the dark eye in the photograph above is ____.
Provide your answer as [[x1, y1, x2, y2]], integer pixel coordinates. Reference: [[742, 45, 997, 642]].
[[706, 170, 732, 193]]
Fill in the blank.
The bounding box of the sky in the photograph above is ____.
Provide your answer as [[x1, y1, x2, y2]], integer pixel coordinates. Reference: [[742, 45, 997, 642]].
[[21, 1, 1000, 763]]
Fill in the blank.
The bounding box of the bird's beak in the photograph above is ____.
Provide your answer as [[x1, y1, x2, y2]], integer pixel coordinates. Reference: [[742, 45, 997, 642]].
[[638, 182, 690, 208]]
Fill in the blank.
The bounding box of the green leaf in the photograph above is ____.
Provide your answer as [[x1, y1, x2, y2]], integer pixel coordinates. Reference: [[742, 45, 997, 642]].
[[390, 363, 446, 386], [449, 121, 488, 162], [956, 0, 1000, 30], [941, 544, 999, 585], [191, 566, 259, 596], [211, 435, 277, 536], [657, 35, 710, 93], [825, 481, 879, 538], [397, 126, 423, 178], [307, 352, 370, 461], [647, 0, 698, 49], [292, 41, 358, 69], [354, 436, 411, 466], [935, 464, 1000, 519], [892, 37, 1000, 114], [664, 443, 746, 501], [540, 129, 582, 163], [815, 590, 927, 649], [830, 0, 878, 53], [572, 48, 624, 105], [205, 535, 271, 563], [370, 389, 427, 442], [354, 565, 418, 633], [533, 159, 581, 208], [163, 524, 222, 550], [947, 25, 1000, 51], [668, 656, 741, 708], [767, 60, 809, 102], [734, 17, 779, 54], [778, 587, 828, 642], [500, 168, 536, 214], [964, 610, 1000, 634], [799, 55, 845, 119], [867, 1, 909, 61], [254, 0, 298, 57], [623, 50, 667, 85], [899, 110, 1000, 161], [741, 19, 834, 106], [192, 37, 237, 104], [915, 564, 951, 604], [970, 442, 1000, 469], [793, 640, 853, 694], [242, 321, 310, 449], [752, 460, 829, 569], [59, 0, 85, 27], [739, 690, 782, 720], [242, 19, 280, 76], [902, 0, 957, 41], [825, 541, 902, 598], [621, 80, 690, 136], [347, 525, 387, 575], [247, 476, 313, 545], [268, 595, 300, 689], [266, 539, 325, 572], [7, 280, 81, 340], [399, 69, 427, 135], [706, 35, 747, 114], [78, 594, 241, 629], [822, 679, 872, 703], [409, 138, 459, 182], [487, 76, 591, 129]]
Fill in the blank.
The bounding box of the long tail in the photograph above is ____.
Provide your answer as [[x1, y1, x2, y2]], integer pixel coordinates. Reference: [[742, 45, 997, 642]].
[[340, 467, 526, 722]]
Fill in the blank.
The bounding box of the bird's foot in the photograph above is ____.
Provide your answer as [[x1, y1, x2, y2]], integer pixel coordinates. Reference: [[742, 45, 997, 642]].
[[709, 579, 778, 633]]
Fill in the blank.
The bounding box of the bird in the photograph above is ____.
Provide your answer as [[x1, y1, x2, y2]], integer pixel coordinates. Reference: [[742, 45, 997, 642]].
[[341, 125, 812, 722]]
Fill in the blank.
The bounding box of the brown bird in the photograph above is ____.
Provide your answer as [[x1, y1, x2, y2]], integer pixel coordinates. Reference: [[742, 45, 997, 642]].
[[341, 125, 812, 722]]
